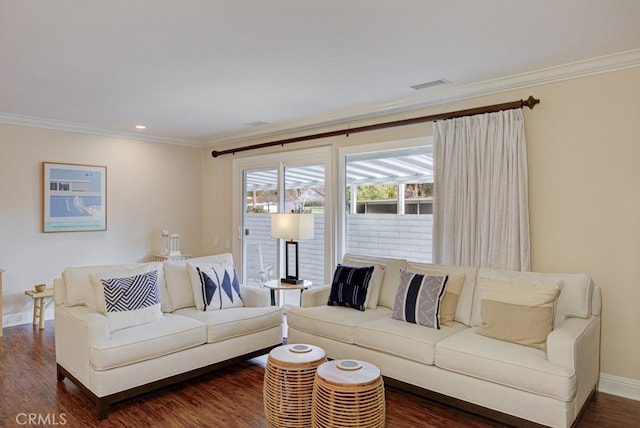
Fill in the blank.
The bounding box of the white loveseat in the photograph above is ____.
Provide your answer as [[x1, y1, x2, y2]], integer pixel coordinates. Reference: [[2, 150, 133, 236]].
[[287, 254, 601, 428], [54, 253, 283, 419]]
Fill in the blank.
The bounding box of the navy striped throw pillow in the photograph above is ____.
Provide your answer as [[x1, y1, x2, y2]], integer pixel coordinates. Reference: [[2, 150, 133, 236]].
[[102, 270, 160, 312], [327, 264, 374, 311], [99, 270, 163, 332], [391, 270, 448, 329]]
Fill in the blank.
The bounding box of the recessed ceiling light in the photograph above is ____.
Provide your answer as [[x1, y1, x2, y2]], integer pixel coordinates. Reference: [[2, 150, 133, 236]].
[[135, 125, 146, 130]]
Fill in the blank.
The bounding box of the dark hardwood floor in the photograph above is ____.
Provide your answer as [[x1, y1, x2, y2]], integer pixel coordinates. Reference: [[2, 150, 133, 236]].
[[1, 321, 638, 427]]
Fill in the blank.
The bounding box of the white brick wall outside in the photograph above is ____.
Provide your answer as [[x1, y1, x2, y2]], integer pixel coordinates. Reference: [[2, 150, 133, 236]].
[[244, 212, 433, 292]]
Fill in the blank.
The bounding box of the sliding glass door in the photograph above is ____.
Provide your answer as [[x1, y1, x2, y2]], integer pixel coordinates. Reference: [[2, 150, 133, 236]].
[[243, 168, 278, 287], [233, 147, 332, 293]]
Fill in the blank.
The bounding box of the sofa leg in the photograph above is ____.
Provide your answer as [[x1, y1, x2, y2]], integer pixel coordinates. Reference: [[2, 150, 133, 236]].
[[97, 399, 110, 420], [56, 364, 65, 382]]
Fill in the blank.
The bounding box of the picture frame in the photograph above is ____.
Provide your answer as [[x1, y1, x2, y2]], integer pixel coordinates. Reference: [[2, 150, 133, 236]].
[[42, 162, 107, 233]]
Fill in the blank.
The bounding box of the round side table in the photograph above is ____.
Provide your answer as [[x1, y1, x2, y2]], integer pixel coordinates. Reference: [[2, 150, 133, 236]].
[[264, 344, 326, 428], [264, 279, 313, 307], [312, 359, 385, 428]]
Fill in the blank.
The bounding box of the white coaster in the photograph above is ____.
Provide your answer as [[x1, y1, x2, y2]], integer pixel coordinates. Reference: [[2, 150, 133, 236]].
[[337, 360, 362, 371], [289, 344, 312, 353]]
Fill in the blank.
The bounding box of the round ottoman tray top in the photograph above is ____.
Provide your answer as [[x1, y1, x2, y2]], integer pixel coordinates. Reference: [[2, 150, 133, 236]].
[[336, 359, 363, 371], [268, 344, 326, 368]]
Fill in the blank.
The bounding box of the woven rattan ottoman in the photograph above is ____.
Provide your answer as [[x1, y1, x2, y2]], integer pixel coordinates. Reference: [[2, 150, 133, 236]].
[[263, 344, 326, 427], [312, 359, 385, 428]]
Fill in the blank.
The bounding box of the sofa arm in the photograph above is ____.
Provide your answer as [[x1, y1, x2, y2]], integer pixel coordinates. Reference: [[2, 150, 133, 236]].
[[55, 305, 110, 387], [547, 315, 600, 406], [240, 284, 270, 307], [301, 284, 331, 307], [547, 316, 599, 369]]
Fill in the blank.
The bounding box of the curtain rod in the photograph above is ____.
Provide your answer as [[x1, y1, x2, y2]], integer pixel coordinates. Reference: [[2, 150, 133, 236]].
[[211, 95, 540, 158]]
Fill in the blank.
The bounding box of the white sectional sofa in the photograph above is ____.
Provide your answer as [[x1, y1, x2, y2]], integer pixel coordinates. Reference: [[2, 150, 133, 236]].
[[287, 254, 601, 428], [54, 253, 283, 419]]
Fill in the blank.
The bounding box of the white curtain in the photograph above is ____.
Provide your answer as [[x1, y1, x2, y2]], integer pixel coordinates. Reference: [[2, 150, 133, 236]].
[[432, 108, 530, 271]]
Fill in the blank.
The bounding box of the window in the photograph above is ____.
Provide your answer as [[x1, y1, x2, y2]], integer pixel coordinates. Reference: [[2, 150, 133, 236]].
[[340, 140, 433, 262]]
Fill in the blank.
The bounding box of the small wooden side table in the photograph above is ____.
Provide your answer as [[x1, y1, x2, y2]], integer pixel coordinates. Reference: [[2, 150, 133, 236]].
[[25, 288, 54, 330]]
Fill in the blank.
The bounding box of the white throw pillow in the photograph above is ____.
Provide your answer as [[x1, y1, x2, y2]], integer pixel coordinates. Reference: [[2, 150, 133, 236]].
[[90, 270, 163, 332], [187, 261, 243, 311]]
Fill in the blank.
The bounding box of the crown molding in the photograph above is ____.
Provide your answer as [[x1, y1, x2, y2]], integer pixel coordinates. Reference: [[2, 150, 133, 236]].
[[0, 112, 200, 147], [206, 48, 640, 148]]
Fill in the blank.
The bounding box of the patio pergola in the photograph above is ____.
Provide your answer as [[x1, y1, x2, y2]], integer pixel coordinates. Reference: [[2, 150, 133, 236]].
[[245, 146, 433, 196]]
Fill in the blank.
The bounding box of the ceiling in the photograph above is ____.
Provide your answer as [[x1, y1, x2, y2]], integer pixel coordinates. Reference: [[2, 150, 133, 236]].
[[2, 1, 640, 147]]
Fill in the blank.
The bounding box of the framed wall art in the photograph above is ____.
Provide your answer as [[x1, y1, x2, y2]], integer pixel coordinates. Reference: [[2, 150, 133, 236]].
[[42, 162, 107, 233]]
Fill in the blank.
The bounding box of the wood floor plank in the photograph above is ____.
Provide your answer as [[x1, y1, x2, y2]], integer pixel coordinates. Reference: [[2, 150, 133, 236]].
[[1, 321, 638, 427]]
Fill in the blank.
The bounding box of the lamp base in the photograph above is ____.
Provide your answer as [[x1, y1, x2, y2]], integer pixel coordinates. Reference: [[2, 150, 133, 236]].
[[281, 277, 305, 285]]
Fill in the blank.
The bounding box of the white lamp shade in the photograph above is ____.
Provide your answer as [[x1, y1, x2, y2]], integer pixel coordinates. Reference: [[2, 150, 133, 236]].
[[271, 213, 315, 240]]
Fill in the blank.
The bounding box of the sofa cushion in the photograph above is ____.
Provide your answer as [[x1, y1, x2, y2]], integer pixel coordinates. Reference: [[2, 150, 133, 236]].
[[435, 328, 576, 402], [407, 262, 477, 326], [63, 262, 169, 312], [476, 279, 562, 351], [391, 270, 447, 329], [287, 305, 391, 344], [89, 313, 206, 371], [174, 306, 282, 344], [343, 254, 407, 310], [356, 317, 466, 365], [91, 270, 163, 333], [472, 269, 593, 328], [341, 256, 384, 309], [327, 264, 374, 311], [163, 261, 195, 311]]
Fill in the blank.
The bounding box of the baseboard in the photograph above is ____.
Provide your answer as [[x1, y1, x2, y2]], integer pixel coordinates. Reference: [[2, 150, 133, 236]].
[[3, 311, 53, 329], [599, 372, 640, 401]]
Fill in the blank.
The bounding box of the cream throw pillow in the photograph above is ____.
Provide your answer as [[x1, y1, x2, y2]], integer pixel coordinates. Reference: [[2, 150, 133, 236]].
[[476, 279, 562, 351], [405, 268, 465, 326]]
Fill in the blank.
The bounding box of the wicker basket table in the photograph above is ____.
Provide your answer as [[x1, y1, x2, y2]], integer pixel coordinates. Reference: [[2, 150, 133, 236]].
[[312, 359, 385, 428], [264, 344, 326, 428]]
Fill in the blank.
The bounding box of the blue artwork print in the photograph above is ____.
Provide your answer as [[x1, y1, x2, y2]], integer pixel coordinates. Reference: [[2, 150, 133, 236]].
[[44, 163, 106, 232], [49, 168, 102, 218]]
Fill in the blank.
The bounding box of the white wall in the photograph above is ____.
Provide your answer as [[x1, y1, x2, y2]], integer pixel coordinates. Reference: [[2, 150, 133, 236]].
[[0, 124, 203, 327]]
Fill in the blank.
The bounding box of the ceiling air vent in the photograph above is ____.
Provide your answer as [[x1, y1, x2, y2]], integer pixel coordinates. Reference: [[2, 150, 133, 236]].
[[410, 79, 451, 91], [247, 121, 269, 127]]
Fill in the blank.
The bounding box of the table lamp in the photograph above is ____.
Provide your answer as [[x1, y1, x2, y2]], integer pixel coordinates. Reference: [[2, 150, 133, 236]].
[[271, 212, 314, 284]]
